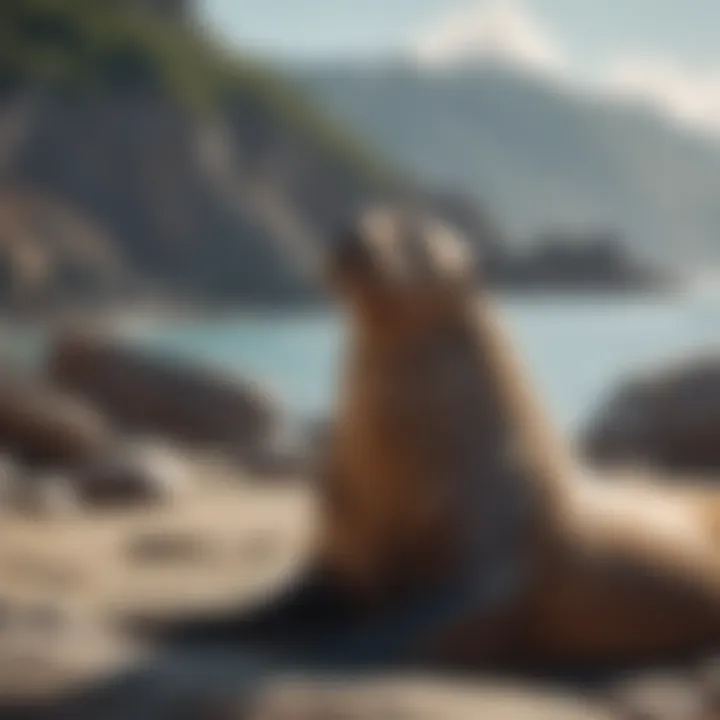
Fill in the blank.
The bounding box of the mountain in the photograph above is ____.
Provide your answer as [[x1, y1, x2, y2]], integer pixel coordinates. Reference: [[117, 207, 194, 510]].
[[0, 0, 403, 314], [0, 1, 672, 315], [298, 61, 720, 263]]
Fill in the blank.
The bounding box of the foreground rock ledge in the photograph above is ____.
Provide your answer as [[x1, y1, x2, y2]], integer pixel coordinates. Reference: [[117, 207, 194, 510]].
[[48, 329, 280, 460]]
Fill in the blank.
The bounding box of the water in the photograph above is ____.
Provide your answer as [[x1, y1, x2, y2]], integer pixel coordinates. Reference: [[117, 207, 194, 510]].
[[133, 292, 720, 434]]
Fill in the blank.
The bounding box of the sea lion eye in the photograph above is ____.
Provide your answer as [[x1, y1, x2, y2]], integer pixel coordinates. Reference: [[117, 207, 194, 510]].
[[333, 227, 375, 277]]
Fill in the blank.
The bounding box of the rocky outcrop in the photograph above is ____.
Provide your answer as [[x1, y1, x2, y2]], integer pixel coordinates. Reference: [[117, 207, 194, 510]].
[[582, 356, 720, 472], [491, 230, 673, 292], [0, 0, 665, 315], [0, 0, 400, 314], [48, 330, 280, 459], [0, 89, 329, 311], [11, 471, 81, 518], [77, 439, 191, 507], [0, 187, 127, 313], [0, 370, 114, 467]]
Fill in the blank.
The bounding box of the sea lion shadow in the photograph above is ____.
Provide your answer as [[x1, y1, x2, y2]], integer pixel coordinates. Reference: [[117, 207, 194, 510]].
[[2, 567, 706, 718], [114, 562, 692, 693]]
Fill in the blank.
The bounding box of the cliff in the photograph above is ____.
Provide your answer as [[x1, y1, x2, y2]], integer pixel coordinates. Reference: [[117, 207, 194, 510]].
[[0, 2, 669, 315], [0, 0, 400, 314]]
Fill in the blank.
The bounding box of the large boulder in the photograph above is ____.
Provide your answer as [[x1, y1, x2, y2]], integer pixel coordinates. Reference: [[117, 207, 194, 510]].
[[0, 370, 114, 467], [77, 438, 191, 507], [0, 454, 19, 510], [48, 330, 280, 460], [11, 471, 81, 518], [582, 355, 720, 472], [197, 676, 613, 720]]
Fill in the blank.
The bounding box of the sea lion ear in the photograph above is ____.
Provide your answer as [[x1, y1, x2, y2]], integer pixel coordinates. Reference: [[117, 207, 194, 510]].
[[430, 221, 476, 285]]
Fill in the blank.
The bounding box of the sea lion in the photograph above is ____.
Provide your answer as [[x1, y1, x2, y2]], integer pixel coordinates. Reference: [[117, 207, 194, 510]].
[[314, 206, 720, 669], [136, 207, 720, 672]]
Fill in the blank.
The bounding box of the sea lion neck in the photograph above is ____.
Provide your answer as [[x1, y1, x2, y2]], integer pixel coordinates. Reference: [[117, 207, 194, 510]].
[[350, 290, 576, 504], [465, 292, 577, 504], [327, 287, 576, 601]]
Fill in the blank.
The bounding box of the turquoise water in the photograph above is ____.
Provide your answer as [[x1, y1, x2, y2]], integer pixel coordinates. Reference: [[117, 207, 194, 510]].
[[134, 292, 720, 433]]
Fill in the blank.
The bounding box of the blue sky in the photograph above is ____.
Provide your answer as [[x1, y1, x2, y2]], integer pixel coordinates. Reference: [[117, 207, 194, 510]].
[[198, 1, 720, 135], [200, 0, 720, 69]]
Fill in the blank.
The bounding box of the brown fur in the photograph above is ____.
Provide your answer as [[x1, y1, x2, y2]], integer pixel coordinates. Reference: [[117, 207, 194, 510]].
[[317, 207, 720, 669]]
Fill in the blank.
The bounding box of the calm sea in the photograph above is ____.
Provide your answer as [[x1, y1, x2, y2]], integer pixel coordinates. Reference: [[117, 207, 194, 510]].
[[130, 292, 720, 434]]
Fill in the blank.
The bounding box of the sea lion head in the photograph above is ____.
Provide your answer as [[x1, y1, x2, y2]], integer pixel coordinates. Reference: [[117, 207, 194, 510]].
[[327, 206, 475, 328]]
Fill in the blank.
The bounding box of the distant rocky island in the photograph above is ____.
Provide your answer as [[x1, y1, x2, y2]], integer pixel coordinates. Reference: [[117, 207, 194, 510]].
[[425, 194, 672, 294], [486, 229, 673, 293], [0, 0, 672, 319]]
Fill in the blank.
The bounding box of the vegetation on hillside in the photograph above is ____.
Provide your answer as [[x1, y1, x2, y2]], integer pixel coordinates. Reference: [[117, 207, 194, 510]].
[[0, 0, 397, 188]]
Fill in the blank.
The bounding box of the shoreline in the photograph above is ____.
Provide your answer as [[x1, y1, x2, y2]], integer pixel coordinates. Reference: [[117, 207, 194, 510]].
[[0, 281, 689, 336]]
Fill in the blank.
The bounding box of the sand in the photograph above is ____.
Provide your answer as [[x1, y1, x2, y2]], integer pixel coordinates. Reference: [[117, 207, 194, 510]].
[[0, 465, 716, 719]]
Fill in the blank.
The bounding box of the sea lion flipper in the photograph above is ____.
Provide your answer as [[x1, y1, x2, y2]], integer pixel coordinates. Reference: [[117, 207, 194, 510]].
[[122, 565, 357, 650]]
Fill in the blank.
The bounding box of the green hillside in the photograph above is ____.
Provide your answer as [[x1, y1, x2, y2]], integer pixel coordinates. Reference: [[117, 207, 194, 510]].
[[0, 0, 394, 187], [0, 0, 405, 312]]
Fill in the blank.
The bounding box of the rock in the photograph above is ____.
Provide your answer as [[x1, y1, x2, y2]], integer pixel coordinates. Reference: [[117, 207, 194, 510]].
[[77, 439, 191, 507], [12, 471, 80, 518], [244, 424, 312, 478], [246, 677, 613, 720], [0, 604, 138, 710], [0, 371, 114, 468], [155, 692, 249, 720], [0, 453, 18, 479], [0, 598, 10, 634], [0, 454, 20, 510], [58, 672, 613, 720], [286, 417, 332, 479], [235, 532, 282, 568], [22, 603, 72, 637], [606, 672, 704, 720], [49, 330, 281, 460], [582, 356, 720, 473], [302, 417, 332, 455], [697, 657, 720, 716], [126, 531, 212, 565]]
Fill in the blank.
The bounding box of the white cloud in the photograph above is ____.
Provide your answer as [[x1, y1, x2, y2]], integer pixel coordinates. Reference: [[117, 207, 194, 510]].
[[412, 0, 720, 138], [412, 0, 566, 75], [602, 57, 720, 135]]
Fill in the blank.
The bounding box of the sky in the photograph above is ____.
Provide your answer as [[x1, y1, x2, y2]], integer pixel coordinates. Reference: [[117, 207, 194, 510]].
[[198, 0, 720, 133]]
